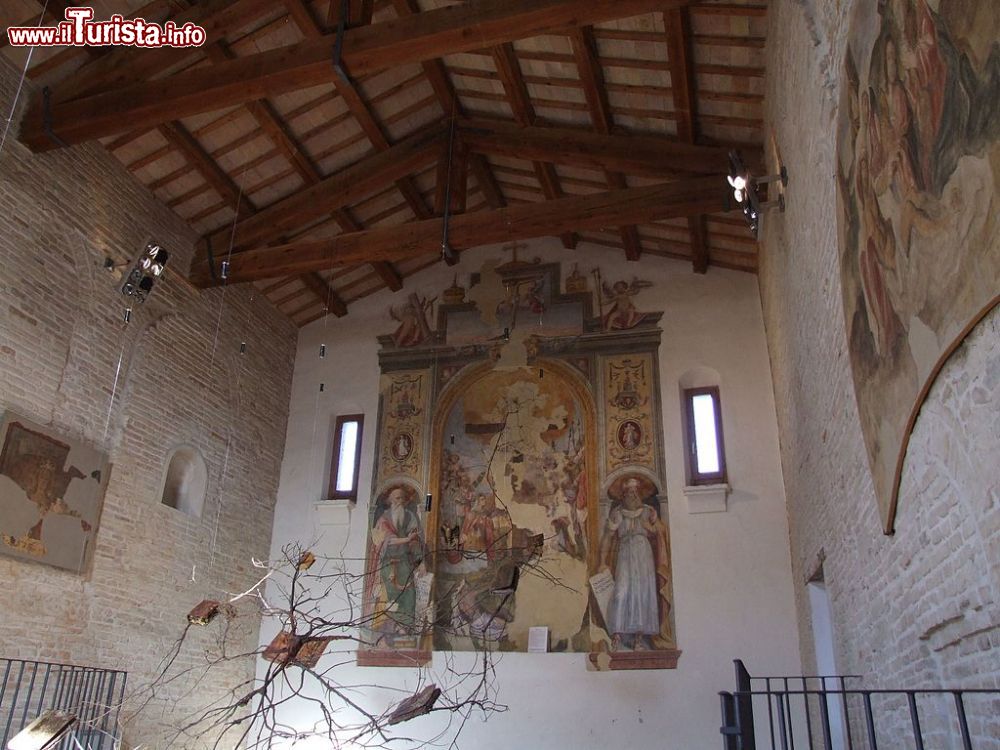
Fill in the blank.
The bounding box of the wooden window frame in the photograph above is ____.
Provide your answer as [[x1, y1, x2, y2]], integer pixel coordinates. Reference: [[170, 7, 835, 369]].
[[682, 386, 727, 485], [328, 413, 364, 502]]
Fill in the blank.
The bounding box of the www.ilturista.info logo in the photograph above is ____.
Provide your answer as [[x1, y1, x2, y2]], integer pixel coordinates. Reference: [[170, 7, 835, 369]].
[[6, 7, 207, 48]]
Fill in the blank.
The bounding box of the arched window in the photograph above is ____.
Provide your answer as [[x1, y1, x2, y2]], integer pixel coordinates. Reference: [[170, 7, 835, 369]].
[[160, 445, 208, 518]]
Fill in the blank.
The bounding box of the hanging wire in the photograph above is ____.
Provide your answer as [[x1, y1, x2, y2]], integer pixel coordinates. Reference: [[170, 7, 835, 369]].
[[206, 170, 248, 370], [101, 334, 128, 444], [440, 97, 458, 261], [198, 166, 252, 575], [307, 234, 339, 509], [0, 1, 50, 158]]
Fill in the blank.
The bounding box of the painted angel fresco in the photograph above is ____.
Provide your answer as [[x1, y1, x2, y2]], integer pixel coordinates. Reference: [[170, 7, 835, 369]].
[[602, 278, 653, 330]]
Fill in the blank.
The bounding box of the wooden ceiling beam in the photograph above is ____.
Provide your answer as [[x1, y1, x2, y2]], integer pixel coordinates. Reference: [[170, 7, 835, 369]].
[[328, 0, 376, 28], [288, 0, 432, 224], [20, 0, 684, 150], [197, 122, 444, 258], [664, 6, 710, 274], [283, 0, 324, 35], [278, 0, 409, 290], [458, 117, 749, 176], [389, 0, 508, 213], [203, 41, 370, 311], [298, 272, 349, 317], [569, 25, 641, 260], [190, 176, 725, 286], [157, 122, 256, 219], [50, 0, 275, 104], [492, 42, 576, 249], [204, 35, 403, 302]]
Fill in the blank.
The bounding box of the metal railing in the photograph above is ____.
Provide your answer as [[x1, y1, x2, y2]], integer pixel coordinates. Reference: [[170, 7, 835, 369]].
[[720, 660, 1000, 750], [0, 657, 127, 750]]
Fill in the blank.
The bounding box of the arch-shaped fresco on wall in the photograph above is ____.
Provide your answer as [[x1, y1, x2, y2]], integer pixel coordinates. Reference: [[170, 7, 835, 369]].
[[836, 0, 1000, 532], [427, 358, 601, 654]]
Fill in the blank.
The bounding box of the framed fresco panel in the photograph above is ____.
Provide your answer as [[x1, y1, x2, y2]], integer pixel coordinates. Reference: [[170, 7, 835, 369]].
[[0, 412, 110, 574], [836, 0, 1000, 532]]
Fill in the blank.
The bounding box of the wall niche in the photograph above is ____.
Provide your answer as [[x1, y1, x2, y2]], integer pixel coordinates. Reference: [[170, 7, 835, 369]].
[[159, 445, 207, 518]]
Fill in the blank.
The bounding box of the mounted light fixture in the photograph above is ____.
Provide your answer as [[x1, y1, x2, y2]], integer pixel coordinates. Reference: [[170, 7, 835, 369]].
[[121, 241, 169, 302], [727, 150, 788, 237]]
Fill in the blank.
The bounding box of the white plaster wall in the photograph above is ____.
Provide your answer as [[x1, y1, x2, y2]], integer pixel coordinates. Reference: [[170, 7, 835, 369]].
[[264, 239, 801, 749]]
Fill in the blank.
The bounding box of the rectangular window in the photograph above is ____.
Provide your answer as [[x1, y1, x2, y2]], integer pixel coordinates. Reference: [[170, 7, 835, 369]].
[[682, 386, 726, 485], [328, 414, 364, 502]]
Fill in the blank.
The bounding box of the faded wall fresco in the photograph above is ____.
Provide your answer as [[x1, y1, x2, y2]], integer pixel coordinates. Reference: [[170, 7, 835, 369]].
[[837, 0, 1000, 531], [0, 412, 109, 574], [358, 258, 679, 670], [433, 365, 594, 653]]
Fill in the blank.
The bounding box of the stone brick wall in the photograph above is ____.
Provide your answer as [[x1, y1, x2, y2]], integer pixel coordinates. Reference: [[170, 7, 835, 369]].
[[0, 57, 296, 748], [759, 0, 999, 744]]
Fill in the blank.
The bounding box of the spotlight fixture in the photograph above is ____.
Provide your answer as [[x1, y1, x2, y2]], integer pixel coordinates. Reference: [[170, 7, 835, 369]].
[[727, 150, 788, 237], [121, 242, 169, 302]]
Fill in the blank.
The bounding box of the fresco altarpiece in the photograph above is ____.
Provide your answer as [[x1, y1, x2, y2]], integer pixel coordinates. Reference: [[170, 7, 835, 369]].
[[358, 259, 680, 671]]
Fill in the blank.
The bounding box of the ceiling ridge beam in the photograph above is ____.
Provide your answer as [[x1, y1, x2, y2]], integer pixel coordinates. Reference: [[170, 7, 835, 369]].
[[458, 117, 753, 175], [21, 0, 688, 150], [389, 0, 508, 213], [491, 42, 577, 249], [189, 176, 726, 286], [568, 24, 641, 260]]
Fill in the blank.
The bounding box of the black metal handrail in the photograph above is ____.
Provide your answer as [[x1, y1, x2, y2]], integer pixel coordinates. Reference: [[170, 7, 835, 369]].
[[720, 660, 1000, 750], [0, 657, 127, 750]]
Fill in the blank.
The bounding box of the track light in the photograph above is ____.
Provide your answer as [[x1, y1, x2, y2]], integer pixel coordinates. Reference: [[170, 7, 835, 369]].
[[726, 150, 788, 238], [121, 241, 169, 303]]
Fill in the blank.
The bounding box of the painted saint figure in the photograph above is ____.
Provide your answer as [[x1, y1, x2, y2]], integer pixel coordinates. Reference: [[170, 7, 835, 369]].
[[599, 476, 673, 651], [389, 294, 435, 348], [365, 485, 425, 642], [618, 421, 640, 450], [460, 492, 511, 561]]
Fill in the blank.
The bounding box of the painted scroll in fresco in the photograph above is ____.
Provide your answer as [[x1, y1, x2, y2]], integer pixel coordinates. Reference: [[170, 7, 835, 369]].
[[837, 0, 999, 532]]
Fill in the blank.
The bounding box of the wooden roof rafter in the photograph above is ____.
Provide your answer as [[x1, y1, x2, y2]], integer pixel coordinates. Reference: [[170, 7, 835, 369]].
[[19, 0, 691, 150], [491, 42, 577, 250], [387, 0, 508, 214], [4, 0, 769, 325], [568, 24, 641, 261], [189, 175, 727, 286], [663, 5, 710, 273]]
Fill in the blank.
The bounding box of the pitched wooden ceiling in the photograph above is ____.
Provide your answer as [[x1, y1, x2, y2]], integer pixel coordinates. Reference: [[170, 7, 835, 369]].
[[4, 0, 767, 325]]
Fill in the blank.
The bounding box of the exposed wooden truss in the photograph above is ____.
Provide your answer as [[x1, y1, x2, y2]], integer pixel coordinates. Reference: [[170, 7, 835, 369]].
[[190, 176, 726, 286], [6, 0, 768, 325], [19, 0, 689, 149]]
